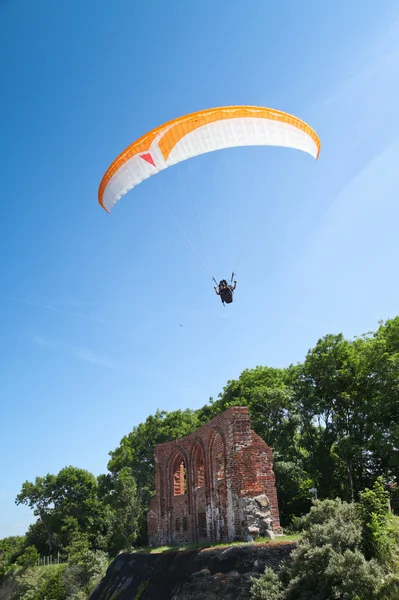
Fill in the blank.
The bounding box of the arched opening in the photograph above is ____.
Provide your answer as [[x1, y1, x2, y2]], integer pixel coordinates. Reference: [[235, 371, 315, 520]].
[[171, 453, 187, 496], [210, 430, 227, 540], [192, 443, 205, 489], [191, 443, 207, 539]]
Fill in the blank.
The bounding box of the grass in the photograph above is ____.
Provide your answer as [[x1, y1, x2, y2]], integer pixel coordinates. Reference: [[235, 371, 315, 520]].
[[129, 533, 301, 555]]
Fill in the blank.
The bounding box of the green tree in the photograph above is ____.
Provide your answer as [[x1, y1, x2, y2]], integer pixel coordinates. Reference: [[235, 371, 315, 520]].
[[62, 536, 108, 600], [198, 366, 298, 458], [359, 318, 399, 478], [51, 467, 110, 551], [358, 476, 399, 568], [12, 564, 67, 600], [108, 408, 201, 486], [0, 535, 26, 583], [15, 545, 40, 568], [16, 466, 111, 555], [294, 333, 375, 501], [0, 535, 25, 565], [24, 520, 55, 556], [16, 474, 57, 552], [293, 319, 399, 504], [99, 467, 141, 553]]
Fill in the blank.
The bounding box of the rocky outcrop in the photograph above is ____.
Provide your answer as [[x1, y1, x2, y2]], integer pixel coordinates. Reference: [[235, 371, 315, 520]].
[[239, 494, 275, 541], [88, 542, 295, 600]]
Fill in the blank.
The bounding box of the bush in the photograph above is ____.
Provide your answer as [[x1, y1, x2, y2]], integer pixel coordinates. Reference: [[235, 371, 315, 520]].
[[358, 477, 398, 567], [251, 497, 387, 600], [62, 546, 108, 599], [12, 564, 66, 600], [379, 572, 399, 600], [15, 546, 40, 568], [251, 567, 285, 600]]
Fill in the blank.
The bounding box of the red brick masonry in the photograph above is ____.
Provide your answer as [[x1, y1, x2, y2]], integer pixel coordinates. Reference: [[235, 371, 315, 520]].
[[148, 406, 282, 546]]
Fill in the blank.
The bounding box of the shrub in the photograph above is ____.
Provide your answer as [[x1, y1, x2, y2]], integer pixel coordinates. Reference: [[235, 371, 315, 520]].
[[251, 497, 387, 600], [251, 567, 285, 600], [358, 477, 398, 567], [15, 546, 40, 568]]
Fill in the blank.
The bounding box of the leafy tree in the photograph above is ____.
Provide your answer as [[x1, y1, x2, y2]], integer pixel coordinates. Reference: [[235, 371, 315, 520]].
[[24, 520, 55, 556], [358, 476, 399, 568], [0, 535, 25, 566], [62, 536, 108, 600], [273, 460, 313, 526], [11, 315, 399, 556], [12, 564, 67, 600], [16, 474, 57, 552], [198, 366, 298, 459], [99, 467, 141, 553], [359, 318, 399, 478], [107, 408, 202, 485], [15, 467, 111, 555], [15, 545, 39, 568], [51, 466, 109, 551], [294, 333, 371, 501], [293, 320, 399, 505]]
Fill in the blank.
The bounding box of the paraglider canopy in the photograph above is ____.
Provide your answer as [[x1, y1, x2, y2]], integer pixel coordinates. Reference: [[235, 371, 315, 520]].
[[98, 105, 320, 213]]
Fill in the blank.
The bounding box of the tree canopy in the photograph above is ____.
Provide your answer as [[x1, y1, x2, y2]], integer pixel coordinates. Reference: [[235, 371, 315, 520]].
[[2, 316, 398, 561]]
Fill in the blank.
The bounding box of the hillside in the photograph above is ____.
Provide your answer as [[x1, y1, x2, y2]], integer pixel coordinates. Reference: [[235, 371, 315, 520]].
[[88, 541, 296, 600]]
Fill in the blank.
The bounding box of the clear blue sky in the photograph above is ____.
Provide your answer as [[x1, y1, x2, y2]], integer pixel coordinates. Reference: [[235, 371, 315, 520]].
[[1, 0, 399, 538]]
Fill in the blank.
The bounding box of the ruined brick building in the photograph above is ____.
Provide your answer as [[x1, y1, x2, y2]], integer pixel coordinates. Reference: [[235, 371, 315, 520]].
[[148, 406, 282, 546]]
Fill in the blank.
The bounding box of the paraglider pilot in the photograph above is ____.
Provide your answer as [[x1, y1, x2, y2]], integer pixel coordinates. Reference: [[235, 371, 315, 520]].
[[214, 279, 237, 305]]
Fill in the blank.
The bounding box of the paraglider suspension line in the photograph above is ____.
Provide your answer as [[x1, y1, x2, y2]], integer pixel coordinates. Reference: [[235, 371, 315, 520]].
[[162, 198, 216, 283]]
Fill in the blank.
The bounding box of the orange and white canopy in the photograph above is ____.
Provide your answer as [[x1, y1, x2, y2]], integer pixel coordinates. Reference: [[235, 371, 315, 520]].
[[98, 105, 321, 213]]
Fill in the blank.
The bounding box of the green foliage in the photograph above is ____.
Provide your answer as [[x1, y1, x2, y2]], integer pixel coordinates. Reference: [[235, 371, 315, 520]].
[[251, 497, 389, 600], [0, 535, 26, 561], [107, 408, 202, 486], [40, 565, 68, 600], [3, 536, 108, 600], [6, 314, 399, 570], [16, 466, 111, 555], [11, 564, 67, 600], [273, 460, 313, 526], [102, 317, 399, 538], [358, 477, 396, 565], [251, 567, 285, 600], [0, 535, 26, 582], [292, 320, 399, 504], [379, 572, 399, 600], [15, 546, 39, 568], [198, 366, 299, 460], [294, 498, 363, 551], [62, 542, 109, 599], [15, 475, 57, 553], [99, 467, 142, 554]]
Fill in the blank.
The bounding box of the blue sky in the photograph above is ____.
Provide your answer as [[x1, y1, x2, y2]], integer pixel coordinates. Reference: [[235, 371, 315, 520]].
[[1, 0, 399, 538]]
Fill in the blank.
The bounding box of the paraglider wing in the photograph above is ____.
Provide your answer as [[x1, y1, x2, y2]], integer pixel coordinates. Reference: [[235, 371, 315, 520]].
[[98, 105, 321, 213]]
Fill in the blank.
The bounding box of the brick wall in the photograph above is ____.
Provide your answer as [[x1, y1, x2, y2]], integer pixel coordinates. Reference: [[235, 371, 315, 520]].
[[148, 406, 282, 546]]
